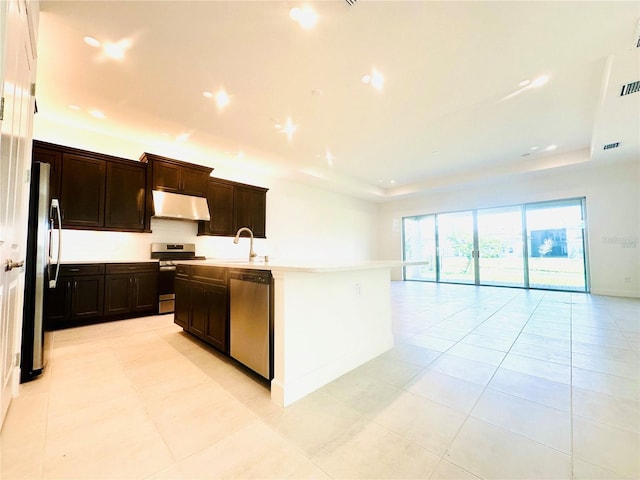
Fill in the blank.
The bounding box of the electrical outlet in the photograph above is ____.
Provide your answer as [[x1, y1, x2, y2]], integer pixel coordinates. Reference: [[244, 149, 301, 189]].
[[355, 283, 362, 296]]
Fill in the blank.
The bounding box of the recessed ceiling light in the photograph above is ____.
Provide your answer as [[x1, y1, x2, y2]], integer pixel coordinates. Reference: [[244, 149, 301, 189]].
[[325, 149, 333, 167], [290, 6, 318, 29], [545, 144, 557, 151], [280, 117, 297, 141], [530, 75, 550, 88], [362, 69, 384, 91], [89, 109, 105, 119], [390, 180, 396, 185], [83, 36, 100, 48], [531, 146, 539, 150], [215, 89, 230, 110], [103, 39, 132, 60], [236, 151, 244, 159], [203, 91, 213, 98], [68, 104, 81, 110], [519, 79, 531, 87], [176, 133, 190, 142]]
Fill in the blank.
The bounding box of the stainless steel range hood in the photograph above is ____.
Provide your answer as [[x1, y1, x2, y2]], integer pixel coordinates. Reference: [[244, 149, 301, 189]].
[[152, 190, 210, 221]]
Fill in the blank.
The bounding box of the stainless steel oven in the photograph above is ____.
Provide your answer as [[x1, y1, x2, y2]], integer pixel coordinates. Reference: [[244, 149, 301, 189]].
[[151, 243, 204, 314]]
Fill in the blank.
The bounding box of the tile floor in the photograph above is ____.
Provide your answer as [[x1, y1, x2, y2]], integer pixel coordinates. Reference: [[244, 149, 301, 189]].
[[1, 281, 639, 479]]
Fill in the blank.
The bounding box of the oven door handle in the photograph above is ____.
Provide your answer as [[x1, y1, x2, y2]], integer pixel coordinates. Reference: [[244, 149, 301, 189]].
[[159, 265, 177, 271]]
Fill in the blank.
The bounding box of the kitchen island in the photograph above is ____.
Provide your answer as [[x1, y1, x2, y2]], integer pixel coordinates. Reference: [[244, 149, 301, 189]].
[[180, 259, 398, 406]]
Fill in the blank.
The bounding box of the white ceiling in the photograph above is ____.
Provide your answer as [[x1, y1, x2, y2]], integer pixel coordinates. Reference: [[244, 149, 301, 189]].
[[35, 1, 640, 200]]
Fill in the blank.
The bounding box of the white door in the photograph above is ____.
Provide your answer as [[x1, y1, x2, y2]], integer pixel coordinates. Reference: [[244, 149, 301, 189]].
[[0, 0, 37, 429]]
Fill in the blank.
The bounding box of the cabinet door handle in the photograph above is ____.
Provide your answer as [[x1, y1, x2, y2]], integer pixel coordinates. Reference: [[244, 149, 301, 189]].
[[69, 268, 80, 272]]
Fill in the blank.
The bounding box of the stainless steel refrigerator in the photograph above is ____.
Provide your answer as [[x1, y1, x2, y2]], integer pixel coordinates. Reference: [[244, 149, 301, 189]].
[[20, 162, 61, 382]]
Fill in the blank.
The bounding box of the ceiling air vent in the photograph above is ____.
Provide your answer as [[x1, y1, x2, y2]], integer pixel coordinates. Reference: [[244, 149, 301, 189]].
[[620, 81, 640, 96], [345, 0, 358, 5], [604, 142, 620, 150]]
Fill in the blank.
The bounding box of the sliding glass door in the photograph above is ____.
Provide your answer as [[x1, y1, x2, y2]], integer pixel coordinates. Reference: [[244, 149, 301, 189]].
[[477, 206, 525, 287], [401, 198, 588, 292], [403, 215, 436, 281], [437, 211, 475, 284], [525, 199, 587, 291]]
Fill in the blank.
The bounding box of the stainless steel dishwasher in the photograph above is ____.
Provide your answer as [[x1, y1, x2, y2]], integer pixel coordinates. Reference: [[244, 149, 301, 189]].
[[229, 269, 272, 379]]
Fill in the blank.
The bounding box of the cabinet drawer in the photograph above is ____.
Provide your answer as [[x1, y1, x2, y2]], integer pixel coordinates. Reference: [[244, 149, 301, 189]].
[[106, 262, 158, 274], [60, 264, 105, 276], [190, 266, 228, 285]]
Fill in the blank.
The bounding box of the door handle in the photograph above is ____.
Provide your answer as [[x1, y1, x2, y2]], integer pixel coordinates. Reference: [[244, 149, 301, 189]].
[[5, 259, 24, 272]]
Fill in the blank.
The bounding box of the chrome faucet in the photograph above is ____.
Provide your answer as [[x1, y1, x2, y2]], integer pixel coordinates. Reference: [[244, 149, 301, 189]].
[[233, 227, 257, 262]]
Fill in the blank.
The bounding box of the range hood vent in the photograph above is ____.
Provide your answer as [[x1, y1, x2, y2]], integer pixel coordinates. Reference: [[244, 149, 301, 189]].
[[152, 190, 210, 221]]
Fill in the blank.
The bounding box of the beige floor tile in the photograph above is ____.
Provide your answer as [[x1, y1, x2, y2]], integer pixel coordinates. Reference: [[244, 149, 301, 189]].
[[0, 443, 45, 480], [572, 386, 640, 432], [263, 391, 367, 456], [471, 388, 572, 453], [571, 458, 629, 480], [509, 340, 571, 365], [573, 416, 640, 478], [572, 341, 639, 363], [458, 332, 516, 352], [283, 460, 332, 479], [147, 383, 256, 460], [386, 342, 441, 367], [572, 351, 640, 380], [43, 408, 173, 479], [320, 369, 405, 417], [429, 460, 481, 480], [488, 367, 571, 412], [405, 334, 457, 352], [313, 421, 440, 479], [573, 366, 639, 401], [143, 462, 185, 480], [446, 342, 507, 366], [406, 369, 485, 414], [515, 332, 571, 351], [501, 353, 571, 384], [428, 353, 498, 386], [179, 420, 310, 479], [445, 417, 571, 479], [357, 353, 425, 387], [373, 390, 466, 455]]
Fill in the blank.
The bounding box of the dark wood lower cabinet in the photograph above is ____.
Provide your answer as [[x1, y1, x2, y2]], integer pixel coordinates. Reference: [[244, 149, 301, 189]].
[[46, 265, 105, 329], [46, 262, 158, 329], [173, 266, 228, 353], [104, 264, 158, 317]]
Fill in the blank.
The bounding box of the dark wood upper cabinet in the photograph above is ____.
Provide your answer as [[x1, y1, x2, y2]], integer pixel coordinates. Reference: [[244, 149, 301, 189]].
[[198, 179, 267, 238], [180, 165, 209, 196], [151, 160, 181, 193], [105, 161, 146, 230], [141, 152, 211, 197], [198, 179, 234, 236], [60, 153, 106, 229], [33, 141, 148, 232], [234, 185, 267, 238]]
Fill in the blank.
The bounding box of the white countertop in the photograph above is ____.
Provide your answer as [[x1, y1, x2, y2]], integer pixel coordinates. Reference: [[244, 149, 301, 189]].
[[179, 258, 407, 273]]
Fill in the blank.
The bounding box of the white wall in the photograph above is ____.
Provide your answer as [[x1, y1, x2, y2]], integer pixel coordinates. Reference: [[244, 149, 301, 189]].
[[378, 156, 640, 298], [34, 123, 380, 265]]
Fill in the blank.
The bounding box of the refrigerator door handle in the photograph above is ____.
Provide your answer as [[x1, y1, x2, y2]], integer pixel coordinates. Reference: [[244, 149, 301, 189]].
[[49, 199, 62, 288]]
